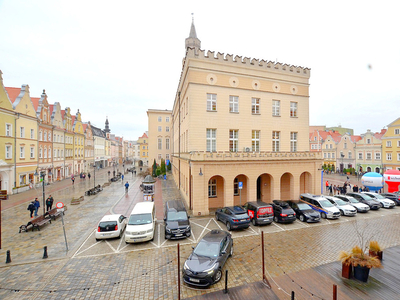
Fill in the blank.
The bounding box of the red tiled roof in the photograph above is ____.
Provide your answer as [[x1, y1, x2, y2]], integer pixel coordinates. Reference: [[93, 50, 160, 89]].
[[351, 135, 362, 143], [141, 132, 148, 138], [49, 104, 54, 115], [71, 116, 76, 124], [374, 129, 387, 139], [61, 110, 65, 118], [82, 123, 88, 131], [31, 97, 40, 111], [5, 87, 21, 103]]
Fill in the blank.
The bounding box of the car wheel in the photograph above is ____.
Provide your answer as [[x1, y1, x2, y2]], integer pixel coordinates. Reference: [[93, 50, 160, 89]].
[[299, 215, 305, 222], [226, 222, 232, 231], [273, 216, 278, 223], [251, 218, 257, 226], [340, 210, 344, 216], [95, 238, 99, 242], [214, 269, 222, 283], [321, 212, 327, 219], [215, 213, 219, 221], [229, 244, 234, 257]]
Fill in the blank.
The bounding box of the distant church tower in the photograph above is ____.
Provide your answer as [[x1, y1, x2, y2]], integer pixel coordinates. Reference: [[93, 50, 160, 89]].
[[185, 14, 201, 51], [104, 116, 110, 133]]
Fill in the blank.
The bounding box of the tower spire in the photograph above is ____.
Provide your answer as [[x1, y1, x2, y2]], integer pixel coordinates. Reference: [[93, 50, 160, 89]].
[[104, 116, 110, 133], [185, 13, 201, 52]]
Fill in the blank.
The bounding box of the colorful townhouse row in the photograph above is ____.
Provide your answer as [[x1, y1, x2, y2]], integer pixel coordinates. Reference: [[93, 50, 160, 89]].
[[0, 70, 140, 194], [309, 120, 400, 174]]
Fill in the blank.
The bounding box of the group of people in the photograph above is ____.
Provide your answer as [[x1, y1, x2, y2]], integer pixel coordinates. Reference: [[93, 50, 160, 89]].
[[27, 195, 54, 218], [325, 180, 369, 196]]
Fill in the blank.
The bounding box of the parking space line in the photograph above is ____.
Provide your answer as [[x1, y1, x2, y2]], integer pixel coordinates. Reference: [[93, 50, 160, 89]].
[[117, 235, 125, 252], [105, 240, 117, 253], [74, 239, 102, 257], [271, 222, 285, 231], [72, 229, 97, 258], [295, 220, 309, 227], [212, 218, 224, 231], [197, 218, 213, 239]]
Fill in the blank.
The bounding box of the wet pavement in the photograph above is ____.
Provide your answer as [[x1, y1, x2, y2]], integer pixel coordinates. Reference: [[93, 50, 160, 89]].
[[0, 172, 400, 299]]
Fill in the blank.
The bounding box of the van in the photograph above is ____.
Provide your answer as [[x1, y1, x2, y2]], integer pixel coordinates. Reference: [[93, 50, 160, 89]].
[[299, 193, 340, 219], [243, 201, 273, 225], [125, 201, 156, 244], [164, 200, 191, 239]]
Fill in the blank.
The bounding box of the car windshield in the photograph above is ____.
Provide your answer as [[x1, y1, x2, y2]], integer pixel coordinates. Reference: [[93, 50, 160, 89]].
[[369, 193, 384, 199], [194, 240, 219, 258], [320, 200, 334, 207], [167, 211, 187, 221], [128, 213, 152, 225], [348, 197, 359, 203], [297, 203, 312, 210], [335, 199, 348, 206], [361, 194, 373, 200]]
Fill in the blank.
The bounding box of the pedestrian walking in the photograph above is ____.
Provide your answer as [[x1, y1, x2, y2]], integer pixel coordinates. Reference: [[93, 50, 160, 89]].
[[121, 174, 124, 182], [329, 184, 333, 195], [27, 201, 35, 218], [325, 180, 329, 192], [88, 173, 91, 180], [33, 198, 40, 216], [125, 181, 129, 193], [71, 176, 75, 185]]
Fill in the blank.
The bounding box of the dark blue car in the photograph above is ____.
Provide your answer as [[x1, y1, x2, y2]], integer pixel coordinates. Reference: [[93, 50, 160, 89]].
[[215, 206, 250, 231]]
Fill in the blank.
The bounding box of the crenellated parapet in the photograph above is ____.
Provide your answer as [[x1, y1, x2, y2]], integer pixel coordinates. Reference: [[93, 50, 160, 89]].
[[186, 47, 310, 77]]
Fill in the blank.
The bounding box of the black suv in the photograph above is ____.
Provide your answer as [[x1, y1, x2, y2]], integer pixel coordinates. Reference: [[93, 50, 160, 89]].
[[164, 200, 191, 239], [271, 200, 296, 223], [243, 201, 273, 226], [346, 192, 381, 210]]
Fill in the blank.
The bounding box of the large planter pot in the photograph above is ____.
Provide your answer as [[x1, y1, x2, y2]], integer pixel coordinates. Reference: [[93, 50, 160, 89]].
[[369, 250, 383, 260], [342, 263, 352, 279], [353, 265, 370, 282]]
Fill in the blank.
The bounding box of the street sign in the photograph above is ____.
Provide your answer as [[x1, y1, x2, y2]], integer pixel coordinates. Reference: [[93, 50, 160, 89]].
[[238, 182, 243, 189], [0, 190, 7, 200], [56, 202, 64, 209]]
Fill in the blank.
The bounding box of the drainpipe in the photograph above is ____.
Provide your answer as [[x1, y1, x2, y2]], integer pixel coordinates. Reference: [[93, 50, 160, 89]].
[[14, 113, 20, 188]]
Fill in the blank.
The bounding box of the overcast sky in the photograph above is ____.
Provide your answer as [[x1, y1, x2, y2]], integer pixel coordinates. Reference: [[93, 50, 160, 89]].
[[1, 0, 399, 140]]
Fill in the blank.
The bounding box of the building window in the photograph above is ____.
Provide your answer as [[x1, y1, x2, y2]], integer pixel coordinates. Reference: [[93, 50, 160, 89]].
[[208, 179, 217, 197], [30, 147, 34, 158], [344, 143, 347, 149], [326, 144, 328, 149], [229, 96, 239, 113], [30, 129, 34, 139], [166, 126, 170, 132], [387, 153, 392, 160], [207, 94, 217, 111], [158, 154, 162, 160], [158, 138, 162, 150], [20, 127, 25, 138], [5, 145, 12, 159], [398, 141, 400, 147], [44, 131, 47, 141], [387, 141, 392, 147], [358, 152, 363, 159], [229, 130, 239, 152], [48, 148, 51, 158], [39, 131, 43, 141], [158, 116, 162, 122], [330, 144, 332, 149], [48, 133, 51, 142], [395, 129, 400, 134], [19, 174, 26, 185], [397, 153, 400, 161], [206, 129, 216, 152], [328, 153, 331, 158], [272, 131, 280, 152], [252, 130, 260, 152], [290, 102, 298, 117], [332, 153, 335, 159], [252, 98, 260, 114], [158, 126, 162, 132], [142, 152, 145, 156], [324, 153, 327, 158], [272, 100, 280, 116], [375, 152, 381, 160], [6, 124, 12, 136], [166, 138, 170, 150], [54, 149, 57, 158], [290, 132, 297, 152], [166, 117, 170, 122], [366, 152, 372, 160], [234, 178, 239, 196], [20, 146, 25, 158], [367, 138, 371, 144], [348, 151, 352, 159]]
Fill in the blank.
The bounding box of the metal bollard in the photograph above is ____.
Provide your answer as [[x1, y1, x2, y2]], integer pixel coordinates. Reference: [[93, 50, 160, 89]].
[[291, 291, 295, 300], [223, 270, 228, 294], [43, 246, 48, 259], [6, 250, 11, 263]]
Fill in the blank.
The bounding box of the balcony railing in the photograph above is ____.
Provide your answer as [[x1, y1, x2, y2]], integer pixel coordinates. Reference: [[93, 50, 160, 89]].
[[174, 151, 321, 161]]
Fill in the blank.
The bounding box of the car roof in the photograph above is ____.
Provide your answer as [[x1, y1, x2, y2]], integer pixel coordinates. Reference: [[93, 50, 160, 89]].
[[246, 201, 271, 207], [300, 193, 327, 201], [202, 230, 228, 243], [166, 200, 186, 212], [226, 206, 246, 213], [99, 214, 122, 222], [131, 201, 154, 214]]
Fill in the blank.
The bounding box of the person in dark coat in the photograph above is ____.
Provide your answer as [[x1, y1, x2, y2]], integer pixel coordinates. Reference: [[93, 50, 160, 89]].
[[33, 198, 40, 217], [27, 201, 35, 218]]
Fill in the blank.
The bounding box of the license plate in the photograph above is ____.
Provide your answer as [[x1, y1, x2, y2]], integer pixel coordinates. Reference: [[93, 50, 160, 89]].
[[189, 278, 200, 283], [175, 234, 182, 236], [288, 215, 293, 217]]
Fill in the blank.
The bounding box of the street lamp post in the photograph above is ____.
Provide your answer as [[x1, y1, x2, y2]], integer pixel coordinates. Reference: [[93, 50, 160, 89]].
[[93, 163, 96, 189], [35, 170, 47, 215]]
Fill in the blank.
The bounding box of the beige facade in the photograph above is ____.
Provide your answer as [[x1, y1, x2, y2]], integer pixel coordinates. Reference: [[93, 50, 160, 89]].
[[382, 118, 400, 171], [171, 22, 321, 216], [50, 102, 65, 181], [147, 109, 172, 166]]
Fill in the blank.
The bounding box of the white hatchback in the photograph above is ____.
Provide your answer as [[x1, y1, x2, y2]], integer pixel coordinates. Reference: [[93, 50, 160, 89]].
[[95, 214, 127, 241], [362, 192, 396, 209]]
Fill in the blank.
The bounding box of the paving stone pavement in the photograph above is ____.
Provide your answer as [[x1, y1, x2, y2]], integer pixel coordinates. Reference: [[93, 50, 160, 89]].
[[1, 172, 400, 299]]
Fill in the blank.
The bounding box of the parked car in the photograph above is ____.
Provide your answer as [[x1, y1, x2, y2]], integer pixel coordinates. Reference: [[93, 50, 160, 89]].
[[182, 229, 233, 287], [286, 201, 320, 222], [243, 201, 273, 226], [299, 193, 340, 219], [334, 195, 370, 212], [125, 202, 156, 244], [271, 200, 296, 223], [95, 214, 126, 241], [362, 192, 396, 209], [381, 193, 400, 206], [324, 196, 357, 216], [215, 206, 250, 231], [164, 200, 191, 239], [346, 192, 381, 210]]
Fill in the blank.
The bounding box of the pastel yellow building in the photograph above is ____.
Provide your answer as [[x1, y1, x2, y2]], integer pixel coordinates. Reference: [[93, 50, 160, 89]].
[[6, 85, 38, 192], [147, 109, 172, 166], [0, 71, 16, 193], [382, 117, 400, 171], [137, 132, 149, 168], [50, 102, 66, 180], [171, 20, 321, 215], [62, 107, 74, 177], [72, 110, 85, 174]]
